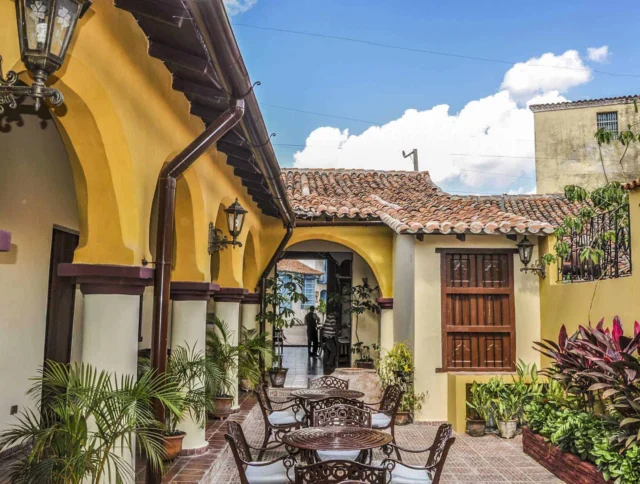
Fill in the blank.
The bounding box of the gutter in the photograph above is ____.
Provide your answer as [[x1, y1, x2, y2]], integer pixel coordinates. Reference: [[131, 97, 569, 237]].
[[147, 98, 245, 484], [183, 0, 295, 226]]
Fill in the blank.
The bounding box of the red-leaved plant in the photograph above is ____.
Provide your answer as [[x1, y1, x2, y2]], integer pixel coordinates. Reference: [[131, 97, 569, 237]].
[[534, 317, 640, 449]]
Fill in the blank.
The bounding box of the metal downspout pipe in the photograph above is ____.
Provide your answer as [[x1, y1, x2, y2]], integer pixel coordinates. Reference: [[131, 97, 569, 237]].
[[147, 98, 245, 484]]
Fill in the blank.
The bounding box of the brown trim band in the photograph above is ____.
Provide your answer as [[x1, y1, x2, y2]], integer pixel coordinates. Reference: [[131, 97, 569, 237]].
[[213, 287, 248, 303], [0, 229, 11, 252], [58, 263, 154, 296], [241, 292, 261, 305], [170, 282, 220, 301], [435, 248, 519, 254], [376, 297, 393, 310]]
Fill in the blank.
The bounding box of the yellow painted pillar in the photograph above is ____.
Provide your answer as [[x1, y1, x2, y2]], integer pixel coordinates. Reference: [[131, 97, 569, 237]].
[[377, 298, 394, 351]]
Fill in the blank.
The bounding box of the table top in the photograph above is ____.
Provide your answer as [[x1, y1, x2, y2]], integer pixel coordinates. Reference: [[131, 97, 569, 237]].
[[282, 427, 392, 451], [290, 388, 365, 400]]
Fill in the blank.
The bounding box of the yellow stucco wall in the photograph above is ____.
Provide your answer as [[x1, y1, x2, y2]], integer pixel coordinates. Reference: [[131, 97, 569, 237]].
[[534, 103, 640, 193], [539, 188, 640, 365], [0, 0, 283, 288], [412, 235, 542, 422]]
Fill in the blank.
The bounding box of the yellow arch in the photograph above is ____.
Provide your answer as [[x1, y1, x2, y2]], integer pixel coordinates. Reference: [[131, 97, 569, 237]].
[[242, 229, 260, 291], [14, 56, 140, 265], [286, 226, 394, 297]]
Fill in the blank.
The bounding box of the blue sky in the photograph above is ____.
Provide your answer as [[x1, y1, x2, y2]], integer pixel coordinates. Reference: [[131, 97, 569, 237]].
[[225, 0, 640, 194]]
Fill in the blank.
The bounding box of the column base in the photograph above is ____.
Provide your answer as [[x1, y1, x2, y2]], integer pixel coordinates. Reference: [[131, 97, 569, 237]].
[[180, 441, 209, 456]]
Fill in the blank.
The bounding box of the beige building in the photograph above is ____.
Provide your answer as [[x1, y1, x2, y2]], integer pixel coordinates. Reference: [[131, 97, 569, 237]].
[[530, 96, 640, 193]]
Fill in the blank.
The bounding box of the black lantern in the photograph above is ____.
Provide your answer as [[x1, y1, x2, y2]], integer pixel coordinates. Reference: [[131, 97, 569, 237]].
[[516, 236, 545, 278], [0, 0, 91, 113], [208, 199, 247, 253]]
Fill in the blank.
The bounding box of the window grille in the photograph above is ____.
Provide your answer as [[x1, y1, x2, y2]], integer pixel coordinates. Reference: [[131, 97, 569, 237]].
[[597, 112, 618, 139], [302, 276, 316, 308], [278, 273, 292, 310]]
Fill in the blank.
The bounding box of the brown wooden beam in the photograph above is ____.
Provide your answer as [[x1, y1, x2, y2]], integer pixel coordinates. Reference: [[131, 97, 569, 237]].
[[218, 139, 253, 161], [190, 103, 225, 122], [149, 42, 209, 74], [173, 77, 225, 104], [233, 166, 262, 180], [222, 130, 246, 147], [115, 0, 186, 27], [225, 156, 254, 170]]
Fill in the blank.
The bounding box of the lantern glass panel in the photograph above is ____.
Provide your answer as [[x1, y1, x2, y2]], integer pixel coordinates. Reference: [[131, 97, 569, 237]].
[[226, 211, 237, 236], [51, 0, 77, 57], [25, 0, 50, 50], [517, 238, 534, 266]]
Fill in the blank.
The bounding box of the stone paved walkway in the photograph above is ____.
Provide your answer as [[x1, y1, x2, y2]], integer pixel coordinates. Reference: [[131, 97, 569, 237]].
[[214, 404, 562, 483]]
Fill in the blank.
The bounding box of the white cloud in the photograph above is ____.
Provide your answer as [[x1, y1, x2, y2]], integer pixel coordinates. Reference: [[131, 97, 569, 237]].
[[501, 50, 591, 99], [587, 45, 609, 63], [293, 50, 585, 194], [223, 0, 257, 15]]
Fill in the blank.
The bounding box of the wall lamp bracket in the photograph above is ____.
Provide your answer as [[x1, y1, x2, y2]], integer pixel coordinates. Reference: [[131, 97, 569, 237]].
[[0, 57, 63, 114]]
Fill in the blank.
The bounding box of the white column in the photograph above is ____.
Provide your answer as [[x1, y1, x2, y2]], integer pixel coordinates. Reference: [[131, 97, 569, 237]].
[[60, 264, 154, 484], [377, 298, 394, 352], [241, 293, 261, 332], [214, 288, 247, 410], [169, 282, 216, 453]]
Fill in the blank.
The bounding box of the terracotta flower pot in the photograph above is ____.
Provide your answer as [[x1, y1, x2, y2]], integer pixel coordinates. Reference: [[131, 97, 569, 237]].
[[354, 360, 375, 369], [163, 431, 186, 461], [269, 368, 288, 388], [466, 419, 486, 437], [395, 411, 410, 426], [212, 395, 233, 419], [498, 420, 518, 439]]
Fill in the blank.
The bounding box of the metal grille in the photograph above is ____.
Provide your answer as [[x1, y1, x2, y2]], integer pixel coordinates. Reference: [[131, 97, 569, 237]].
[[558, 204, 632, 283], [302, 275, 316, 308], [597, 111, 618, 139]]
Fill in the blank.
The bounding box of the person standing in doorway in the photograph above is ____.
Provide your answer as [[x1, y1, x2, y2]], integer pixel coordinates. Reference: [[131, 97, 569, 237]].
[[305, 306, 320, 357], [322, 313, 339, 374]]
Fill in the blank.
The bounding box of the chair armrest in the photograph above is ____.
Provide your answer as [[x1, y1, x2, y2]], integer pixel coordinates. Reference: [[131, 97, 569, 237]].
[[381, 458, 436, 472], [247, 454, 297, 468], [385, 442, 432, 454], [248, 441, 285, 452], [270, 397, 297, 405], [273, 402, 302, 412]]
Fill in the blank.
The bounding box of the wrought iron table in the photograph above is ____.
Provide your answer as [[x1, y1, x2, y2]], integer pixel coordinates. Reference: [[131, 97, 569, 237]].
[[282, 427, 392, 464], [290, 388, 365, 401]]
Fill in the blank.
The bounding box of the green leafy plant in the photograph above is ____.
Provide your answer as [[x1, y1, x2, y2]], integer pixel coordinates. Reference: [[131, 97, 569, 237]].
[[0, 361, 183, 483], [205, 315, 239, 397], [351, 342, 380, 362], [238, 328, 272, 390], [377, 343, 425, 417], [466, 382, 492, 421], [256, 275, 307, 370], [344, 279, 380, 344]]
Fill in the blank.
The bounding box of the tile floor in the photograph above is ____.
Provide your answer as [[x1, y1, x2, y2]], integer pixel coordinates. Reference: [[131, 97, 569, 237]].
[[281, 346, 324, 388]]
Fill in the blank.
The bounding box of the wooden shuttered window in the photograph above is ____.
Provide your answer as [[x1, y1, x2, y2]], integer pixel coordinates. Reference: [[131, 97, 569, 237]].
[[438, 249, 517, 372]]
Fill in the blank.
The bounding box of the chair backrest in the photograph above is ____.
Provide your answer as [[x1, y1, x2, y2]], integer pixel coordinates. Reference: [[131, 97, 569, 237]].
[[425, 424, 456, 484], [313, 404, 372, 428], [254, 384, 273, 419], [308, 375, 349, 390], [295, 460, 387, 484], [309, 396, 364, 423], [225, 421, 252, 464], [380, 385, 403, 414]]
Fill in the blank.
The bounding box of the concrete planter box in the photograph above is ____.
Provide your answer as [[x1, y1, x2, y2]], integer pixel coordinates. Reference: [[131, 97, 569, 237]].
[[333, 368, 382, 402], [522, 427, 610, 484]]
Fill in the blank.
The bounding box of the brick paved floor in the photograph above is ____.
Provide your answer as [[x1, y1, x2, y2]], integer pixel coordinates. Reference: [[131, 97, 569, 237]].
[[214, 402, 562, 484]]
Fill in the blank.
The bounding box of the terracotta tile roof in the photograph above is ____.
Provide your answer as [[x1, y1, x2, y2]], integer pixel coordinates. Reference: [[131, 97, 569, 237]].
[[622, 178, 640, 190], [529, 95, 639, 113], [282, 168, 582, 235], [277, 259, 324, 275]]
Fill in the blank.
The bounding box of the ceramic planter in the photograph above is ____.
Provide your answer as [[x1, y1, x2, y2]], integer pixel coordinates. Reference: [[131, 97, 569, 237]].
[[466, 419, 487, 437], [269, 368, 288, 388], [354, 360, 375, 369], [395, 411, 410, 426], [498, 419, 518, 439], [212, 395, 233, 419], [163, 431, 186, 460]]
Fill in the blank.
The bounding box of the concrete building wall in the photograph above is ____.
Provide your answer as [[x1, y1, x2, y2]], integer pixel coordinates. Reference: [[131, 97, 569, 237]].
[[533, 101, 640, 193], [392, 235, 415, 350], [411, 235, 542, 422], [0, 108, 80, 434]]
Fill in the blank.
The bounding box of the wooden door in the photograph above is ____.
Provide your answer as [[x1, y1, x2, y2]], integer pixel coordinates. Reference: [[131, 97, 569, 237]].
[[439, 249, 516, 371], [44, 227, 79, 365]]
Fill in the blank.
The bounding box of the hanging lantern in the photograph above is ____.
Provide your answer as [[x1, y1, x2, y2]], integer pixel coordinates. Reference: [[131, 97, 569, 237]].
[[516, 235, 545, 278], [0, 0, 91, 113], [225, 198, 248, 244]]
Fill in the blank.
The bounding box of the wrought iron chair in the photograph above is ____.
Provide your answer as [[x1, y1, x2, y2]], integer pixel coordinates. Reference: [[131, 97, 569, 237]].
[[308, 375, 349, 390], [254, 384, 305, 459], [225, 421, 297, 484], [364, 385, 403, 457], [294, 460, 389, 484], [308, 396, 365, 424], [380, 424, 456, 484], [312, 404, 372, 463]]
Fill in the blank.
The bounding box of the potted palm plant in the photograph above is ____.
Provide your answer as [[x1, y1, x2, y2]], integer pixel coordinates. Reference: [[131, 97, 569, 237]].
[[0, 361, 182, 483], [239, 328, 272, 392], [344, 279, 380, 348], [257, 275, 307, 387], [206, 315, 238, 418], [466, 382, 491, 437]]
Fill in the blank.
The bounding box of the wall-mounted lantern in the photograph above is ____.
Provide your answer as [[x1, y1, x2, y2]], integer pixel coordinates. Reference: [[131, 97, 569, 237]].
[[516, 235, 546, 278], [208, 198, 248, 253], [0, 0, 91, 113]]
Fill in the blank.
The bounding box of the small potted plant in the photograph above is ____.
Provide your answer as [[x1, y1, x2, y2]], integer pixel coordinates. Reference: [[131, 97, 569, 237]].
[[344, 279, 380, 346], [488, 378, 523, 439], [351, 342, 380, 369], [377, 343, 424, 423], [257, 275, 307, 388], [206, 315, 238, 418], [396, 388, 426, 425], [466, 382, 490, 437]]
